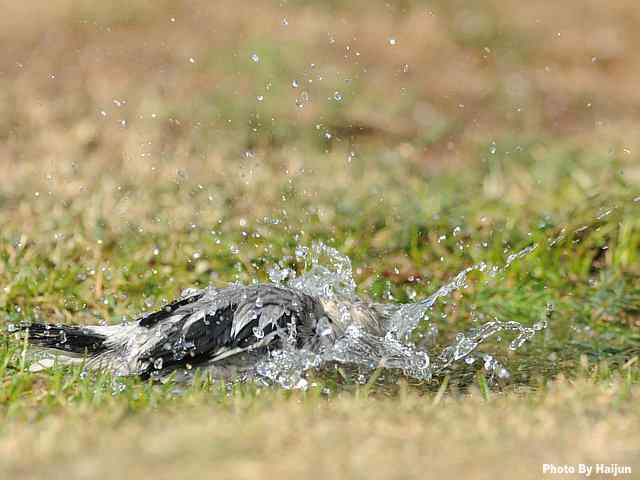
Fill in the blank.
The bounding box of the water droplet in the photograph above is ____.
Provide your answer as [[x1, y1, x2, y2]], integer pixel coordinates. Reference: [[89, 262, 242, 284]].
[[112, 382, 127, 395], [253, 326, 265, 339], [533, 320, 547, 331], [296, 90, 309, 108]]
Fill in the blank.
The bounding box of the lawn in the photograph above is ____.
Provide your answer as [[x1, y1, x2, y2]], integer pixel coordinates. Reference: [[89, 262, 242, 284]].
[[1, 0, 639, 478]]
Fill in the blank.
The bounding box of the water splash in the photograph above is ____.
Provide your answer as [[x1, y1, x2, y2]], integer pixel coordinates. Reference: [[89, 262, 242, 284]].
[[253, 241, 545, 389], [388, 243, 538, 342], [289, 242, 357, 299]]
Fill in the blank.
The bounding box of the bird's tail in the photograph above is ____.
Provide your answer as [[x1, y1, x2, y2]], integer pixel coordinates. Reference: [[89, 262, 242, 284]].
[[8, 323, 108, 355]]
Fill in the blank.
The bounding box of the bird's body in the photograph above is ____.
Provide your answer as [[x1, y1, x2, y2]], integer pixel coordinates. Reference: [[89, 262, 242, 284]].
[[15, 283, 385, 379]]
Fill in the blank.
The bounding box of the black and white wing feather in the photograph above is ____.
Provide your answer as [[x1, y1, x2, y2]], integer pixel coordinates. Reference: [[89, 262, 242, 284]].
[[133, 284, 325, 377]]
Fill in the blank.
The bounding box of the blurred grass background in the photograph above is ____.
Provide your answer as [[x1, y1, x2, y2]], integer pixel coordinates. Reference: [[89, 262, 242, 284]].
[[1, 1, 640, 478]]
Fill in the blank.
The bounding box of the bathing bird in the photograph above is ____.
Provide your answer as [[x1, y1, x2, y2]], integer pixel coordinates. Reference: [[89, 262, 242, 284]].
[[11, 283, 385, 379]]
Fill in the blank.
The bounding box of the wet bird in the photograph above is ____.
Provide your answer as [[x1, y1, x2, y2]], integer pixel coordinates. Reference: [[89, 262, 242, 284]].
[[12, 283, 386, 379]]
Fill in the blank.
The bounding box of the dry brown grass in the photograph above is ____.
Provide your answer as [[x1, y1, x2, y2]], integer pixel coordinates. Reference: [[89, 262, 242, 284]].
[[1, 377, 638, 480], [2, 0, 640, 178], [2, 0, 639, 235]]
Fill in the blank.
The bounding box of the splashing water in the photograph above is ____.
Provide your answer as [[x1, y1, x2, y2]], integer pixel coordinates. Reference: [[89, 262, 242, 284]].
[[388, 244, 538, 341], [253, 241, 545, 389]]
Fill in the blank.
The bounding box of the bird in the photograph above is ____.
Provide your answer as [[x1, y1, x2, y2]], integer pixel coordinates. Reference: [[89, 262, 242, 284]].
[[10, 283, 388, 380]]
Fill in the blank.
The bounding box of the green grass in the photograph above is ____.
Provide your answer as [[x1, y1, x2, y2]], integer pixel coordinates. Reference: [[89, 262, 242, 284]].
[[1, 132, 639, 470], [1, 137, 639, 399]]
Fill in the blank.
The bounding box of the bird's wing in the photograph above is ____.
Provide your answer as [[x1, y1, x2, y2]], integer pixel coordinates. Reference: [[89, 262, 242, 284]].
[[138, 288, 208, 328], [230, 300, 287, 340], [136, 285, 304, 377]]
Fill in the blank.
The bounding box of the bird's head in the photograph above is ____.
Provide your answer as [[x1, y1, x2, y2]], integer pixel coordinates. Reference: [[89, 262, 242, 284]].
[[317, 296, 383, 335]]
